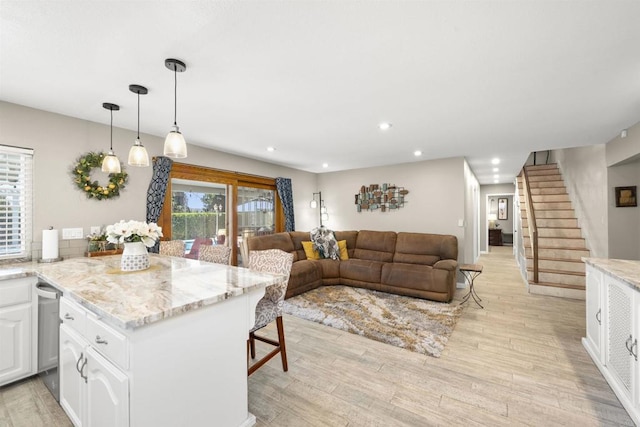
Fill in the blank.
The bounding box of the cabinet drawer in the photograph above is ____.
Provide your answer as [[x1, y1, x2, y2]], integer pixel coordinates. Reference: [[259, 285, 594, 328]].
[[0, 277, 34, 308], [60, 297, 87, 336], [86, 314, 128, 370]]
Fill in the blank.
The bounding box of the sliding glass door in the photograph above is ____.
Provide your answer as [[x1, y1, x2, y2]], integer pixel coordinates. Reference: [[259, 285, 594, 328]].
[[158, 162, 283, 265], [170, 179, 228, 259]]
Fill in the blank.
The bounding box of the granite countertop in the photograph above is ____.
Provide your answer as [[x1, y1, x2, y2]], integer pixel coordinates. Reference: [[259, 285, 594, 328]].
[[0, 255, 283, 330], [583, 257, 640, 290]]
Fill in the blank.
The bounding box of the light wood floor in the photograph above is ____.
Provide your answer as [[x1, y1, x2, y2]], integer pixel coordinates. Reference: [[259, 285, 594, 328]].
[[1, 247, 633, 426]]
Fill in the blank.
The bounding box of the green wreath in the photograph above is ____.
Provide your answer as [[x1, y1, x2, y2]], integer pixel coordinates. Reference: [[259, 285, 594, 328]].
[[72, 152, 128, 200]]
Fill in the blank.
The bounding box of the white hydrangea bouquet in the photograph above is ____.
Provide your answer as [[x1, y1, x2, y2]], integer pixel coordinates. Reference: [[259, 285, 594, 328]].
[[106, 220, 163, 248]]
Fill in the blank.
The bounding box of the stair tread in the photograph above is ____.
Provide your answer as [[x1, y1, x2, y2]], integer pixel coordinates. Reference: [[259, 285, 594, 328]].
[[530, 281, 586, 290], [525, 236, 585, 240], [526, 267, 585, 276], [524, 226, 581, 230], [530, 257, 586, 263], [535, 245, 589, 250]]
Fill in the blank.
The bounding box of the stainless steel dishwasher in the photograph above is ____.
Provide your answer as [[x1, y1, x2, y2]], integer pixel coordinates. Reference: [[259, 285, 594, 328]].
[[35, 281, 61, 402]]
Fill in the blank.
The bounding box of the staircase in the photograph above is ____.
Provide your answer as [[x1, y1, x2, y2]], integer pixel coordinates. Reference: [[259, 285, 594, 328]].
[[518, 164, 588, 299]]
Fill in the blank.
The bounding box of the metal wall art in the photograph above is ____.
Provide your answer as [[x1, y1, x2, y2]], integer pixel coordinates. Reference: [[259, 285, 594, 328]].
[[355, 183, 408, 212]]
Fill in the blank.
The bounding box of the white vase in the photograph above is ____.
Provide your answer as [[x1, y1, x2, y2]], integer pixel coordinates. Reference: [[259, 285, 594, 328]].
[[121, 241, 150, 272]]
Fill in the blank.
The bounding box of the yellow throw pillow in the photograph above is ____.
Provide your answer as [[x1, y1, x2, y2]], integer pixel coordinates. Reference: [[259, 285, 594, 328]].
[[302, 241, 320, 260], [338, 240, 349, 260]]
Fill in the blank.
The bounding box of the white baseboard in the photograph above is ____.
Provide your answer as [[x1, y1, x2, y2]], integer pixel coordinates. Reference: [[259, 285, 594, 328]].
[[456, 281, 466, 289]]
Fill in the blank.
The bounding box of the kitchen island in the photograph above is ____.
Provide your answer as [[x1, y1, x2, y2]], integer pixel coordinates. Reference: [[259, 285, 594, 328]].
[[583, 257, 640, 426], [9, 254, 283, 427]]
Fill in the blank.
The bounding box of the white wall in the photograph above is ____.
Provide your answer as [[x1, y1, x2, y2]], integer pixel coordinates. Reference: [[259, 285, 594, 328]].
[[607, 159, 640, 260], [463, 160, 480, 264], [0, 101, 317, 259], [604, 120, 640, 260], [606, 120, 640, 167], [551, 144, 609, 258], [317, 157, 469, 263]]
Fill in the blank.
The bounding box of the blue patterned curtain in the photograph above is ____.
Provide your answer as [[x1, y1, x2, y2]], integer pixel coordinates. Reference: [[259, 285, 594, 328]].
[[275, 177, 295, 232], [146, 156, 173, 253]]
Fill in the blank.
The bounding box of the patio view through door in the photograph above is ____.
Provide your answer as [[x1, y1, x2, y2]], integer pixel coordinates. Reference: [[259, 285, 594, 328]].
[[158, 162, 283, 266], [170, 179, 228, 259]]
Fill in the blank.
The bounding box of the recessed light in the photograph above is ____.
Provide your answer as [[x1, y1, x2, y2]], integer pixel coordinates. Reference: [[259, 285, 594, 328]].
[[492, 168, 499, 172], [379, 122, 392, 131], [491, 158, 500, 165], [322, 163, 328, 168], [493, 174, 499, 179], [414, 150, 422, 157], [494, 179, 499, 183], [266, 147, 275, 152]]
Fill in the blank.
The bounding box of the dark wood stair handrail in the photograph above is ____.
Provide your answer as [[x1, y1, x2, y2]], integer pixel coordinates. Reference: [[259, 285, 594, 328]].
[[522, 167, 539, 283]]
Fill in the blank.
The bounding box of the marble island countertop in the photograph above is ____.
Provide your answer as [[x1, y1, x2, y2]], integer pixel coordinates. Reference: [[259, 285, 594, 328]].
[[582, 257, 640, 290], [0, 255, 283, 330]]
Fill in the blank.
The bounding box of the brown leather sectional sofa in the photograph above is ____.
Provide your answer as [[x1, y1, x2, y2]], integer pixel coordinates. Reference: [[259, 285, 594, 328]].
[[246, 230, 458, 302]]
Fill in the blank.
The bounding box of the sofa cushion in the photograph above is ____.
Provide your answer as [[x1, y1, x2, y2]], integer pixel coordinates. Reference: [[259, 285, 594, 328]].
[[289, 260, 322, 291], [353, 230, 397, 262], [248, 232, 295, 253], [289, 231, 311, 263], [394, 232, 457, 265], [381, 262, 443, 292], [314, 258, 340, 279], [334, 231, 358, 258], [340, 259, 384, 283], [301, 241, 320, 260]]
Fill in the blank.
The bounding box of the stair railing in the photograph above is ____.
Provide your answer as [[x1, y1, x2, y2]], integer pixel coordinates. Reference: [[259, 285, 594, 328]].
[[522, 167, 539, 283]]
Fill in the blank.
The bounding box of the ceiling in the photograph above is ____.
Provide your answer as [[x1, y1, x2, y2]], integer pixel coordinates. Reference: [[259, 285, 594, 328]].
[[1, 1, 639, 184]]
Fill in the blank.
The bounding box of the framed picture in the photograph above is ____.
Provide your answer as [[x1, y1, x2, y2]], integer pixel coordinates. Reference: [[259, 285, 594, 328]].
[[615, 186, 637, 207], [498, 198, 508, 220]]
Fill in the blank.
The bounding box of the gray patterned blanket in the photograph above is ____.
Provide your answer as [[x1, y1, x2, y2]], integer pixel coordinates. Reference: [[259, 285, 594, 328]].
[[310, 226, 339, 260]]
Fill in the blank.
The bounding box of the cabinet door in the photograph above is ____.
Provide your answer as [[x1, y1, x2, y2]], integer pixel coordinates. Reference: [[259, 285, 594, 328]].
[[585, 267, 604, 362], [86, 347, 129, 427], [60, 325, 86, 427], [606, 278, 634, 397], [0, 304, 31, 386]]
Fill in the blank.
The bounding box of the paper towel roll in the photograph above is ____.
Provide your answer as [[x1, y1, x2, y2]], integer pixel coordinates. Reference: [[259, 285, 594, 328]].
[[42, 229, 59, 260]]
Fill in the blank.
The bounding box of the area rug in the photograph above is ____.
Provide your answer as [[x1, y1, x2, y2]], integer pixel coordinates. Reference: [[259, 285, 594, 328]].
[[283, 285, 463, 358]]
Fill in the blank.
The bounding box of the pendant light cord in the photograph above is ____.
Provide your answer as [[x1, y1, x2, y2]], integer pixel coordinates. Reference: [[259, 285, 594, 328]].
[[110, 108, 113, 151], [137, 92, 140, 139], [173, 66, 178, 126]]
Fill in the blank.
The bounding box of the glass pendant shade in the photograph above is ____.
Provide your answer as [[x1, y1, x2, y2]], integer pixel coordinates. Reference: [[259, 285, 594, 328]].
[[321, 212, 329, 222], [163, 59, 188, 158], [310, 199, 318, 209], [101, 103, 121, 174], [164, 125, 187, 158], [102, 151, 121, 173], [128, 139, 149, 167], [128, 84, 150, 167]]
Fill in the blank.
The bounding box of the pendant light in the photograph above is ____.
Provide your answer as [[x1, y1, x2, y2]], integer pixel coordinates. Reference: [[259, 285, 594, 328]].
[[164, 58, 187, 158], [128, 84, 150, 167], [101, 103, 121, 173]]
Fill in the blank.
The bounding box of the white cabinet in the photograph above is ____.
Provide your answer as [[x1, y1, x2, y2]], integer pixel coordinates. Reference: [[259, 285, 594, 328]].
[[606, 276, 635, 400], [584, 267, 604, 363], [57, 284, 264, 427], [85, 347, 128, 427], [60, 324, 86, 427], [59, 297, 129, 427], [583, 263, 640, 426], [0, 277, 37, 386]]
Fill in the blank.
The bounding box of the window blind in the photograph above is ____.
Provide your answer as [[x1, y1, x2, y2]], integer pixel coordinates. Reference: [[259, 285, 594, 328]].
[[0, 145, 33, 259]]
